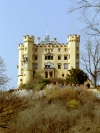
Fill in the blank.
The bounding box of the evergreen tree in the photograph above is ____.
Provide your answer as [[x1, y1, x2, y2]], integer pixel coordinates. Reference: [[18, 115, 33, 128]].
[[66, 68, 88, 85]]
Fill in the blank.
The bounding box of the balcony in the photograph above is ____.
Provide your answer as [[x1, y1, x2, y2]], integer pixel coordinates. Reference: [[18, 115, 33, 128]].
[[44, 67, 54, 71], [22, 57, 28, 62]]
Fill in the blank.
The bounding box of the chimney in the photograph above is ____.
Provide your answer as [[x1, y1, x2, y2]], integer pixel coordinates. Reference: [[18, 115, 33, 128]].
[[37, 37, 40, 44], [54, 38, 57, 42]]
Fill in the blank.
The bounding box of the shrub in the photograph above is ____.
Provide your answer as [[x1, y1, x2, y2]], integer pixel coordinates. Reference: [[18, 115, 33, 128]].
[[47, 88, 78, 102], [75, 88, 99, 104], [39, 79, 50, 84], [67, 99, 80, 108], [19, 83, 26, 89], [34, 83, 46, 91], [19, 83, 34, 90]]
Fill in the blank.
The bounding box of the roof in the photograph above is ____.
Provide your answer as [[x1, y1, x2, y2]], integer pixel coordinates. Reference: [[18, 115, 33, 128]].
[[40, 34, 59, 45]]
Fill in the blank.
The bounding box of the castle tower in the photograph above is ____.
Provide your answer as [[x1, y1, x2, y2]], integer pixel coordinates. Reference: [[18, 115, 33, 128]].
[[18, 35, 34, 87], [68, 34, 80, 69], [18, 44, 24, 87]]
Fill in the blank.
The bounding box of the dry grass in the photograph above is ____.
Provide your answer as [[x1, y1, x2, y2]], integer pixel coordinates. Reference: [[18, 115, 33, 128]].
[[1, 88, 100, 133]]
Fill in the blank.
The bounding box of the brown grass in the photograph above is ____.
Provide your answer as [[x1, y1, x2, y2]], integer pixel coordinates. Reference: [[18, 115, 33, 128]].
[[1, 88, 100, 133]]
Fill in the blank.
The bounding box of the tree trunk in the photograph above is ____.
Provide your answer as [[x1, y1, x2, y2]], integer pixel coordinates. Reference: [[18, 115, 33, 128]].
[[94, 77, 96, 88]]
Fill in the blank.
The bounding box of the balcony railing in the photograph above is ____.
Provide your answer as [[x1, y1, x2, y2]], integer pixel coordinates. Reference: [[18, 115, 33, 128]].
[[44, 67, 54, 70]]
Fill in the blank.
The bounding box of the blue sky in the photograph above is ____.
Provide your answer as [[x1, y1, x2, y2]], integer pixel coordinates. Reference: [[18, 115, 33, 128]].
[[0, 0, 83, 89]]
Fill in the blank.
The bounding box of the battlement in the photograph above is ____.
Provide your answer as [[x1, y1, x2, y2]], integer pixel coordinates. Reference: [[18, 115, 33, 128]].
[[18, 43, 24, 50], [34, 43, 68, 48], [68, 34, 80, 42], [23, 35, 35, 42]]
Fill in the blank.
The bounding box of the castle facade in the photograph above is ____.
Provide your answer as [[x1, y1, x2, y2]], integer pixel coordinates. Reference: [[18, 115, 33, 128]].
[[17, 34, 80, 87]]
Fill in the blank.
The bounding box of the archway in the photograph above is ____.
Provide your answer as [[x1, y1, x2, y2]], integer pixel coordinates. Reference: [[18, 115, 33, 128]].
[[86, 83, 90, 88], [49, 72, 53, 78], [45, 72, 48, 78]]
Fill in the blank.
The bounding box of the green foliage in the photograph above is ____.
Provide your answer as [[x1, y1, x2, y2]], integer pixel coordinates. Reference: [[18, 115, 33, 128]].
[[8, 89, 14, 93], [66, 68, 88, 85], [39, 79, 50, 84], [19, 79, 49, 91], [67, 99, 80, 108], [19, 83, 33, 90], [34, 83, 46, 91]]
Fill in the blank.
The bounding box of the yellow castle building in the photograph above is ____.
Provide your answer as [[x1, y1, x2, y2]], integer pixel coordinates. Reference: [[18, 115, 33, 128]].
[[17, 33, 80, 87]]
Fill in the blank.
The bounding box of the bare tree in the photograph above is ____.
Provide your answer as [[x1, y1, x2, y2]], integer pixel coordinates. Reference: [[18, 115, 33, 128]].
[[0, 91, 32, 128], [81, 40, 100, 88], [69, 0, 100, 38], [0, 56, 32, 129], [0, 56, 10, 90]]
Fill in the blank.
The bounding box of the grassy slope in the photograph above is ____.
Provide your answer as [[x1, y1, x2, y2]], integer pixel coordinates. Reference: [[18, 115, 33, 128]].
[[4, 88, 100, 133]]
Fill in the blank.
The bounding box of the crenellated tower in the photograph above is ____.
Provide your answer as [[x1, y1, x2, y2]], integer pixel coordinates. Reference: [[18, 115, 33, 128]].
[[68, 34, 80, 69], [18, 35, 34, 87], [18, 43, 24, 87]]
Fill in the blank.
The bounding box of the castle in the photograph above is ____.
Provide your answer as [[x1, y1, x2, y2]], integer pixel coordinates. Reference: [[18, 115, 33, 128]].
[[17, 33, 80, 87]]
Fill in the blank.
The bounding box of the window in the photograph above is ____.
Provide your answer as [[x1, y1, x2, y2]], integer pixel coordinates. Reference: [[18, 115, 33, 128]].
[[76, 54, 79, 59], [45, 56, 47, 60], [45, 65, 50, 68], [58, 56, 61, 60], [51, 56, 53, 60], [65, 49, 67, 52], [58, 48, 60, 52], [51, 49, 53, 52], [45, 55, 53, 60], [64, 56, 67, 60], [44, 62, 54, 69], [64, 63, 68, 69], [33, 64, 38, 69], [34, 56, 38, 60], [58, 64, 61, 69], [62, 74, 64, 77], [25, 47, 27, 51], [76, 47, 79, 51], [33, 70, 35, 78], [20, 79, 22, 81], [76, 62, 79, 68], [47, 56, 50, 60], [68, 63, 70, 69], [35, 49, 37, 52], [45, 49, 47, 52]]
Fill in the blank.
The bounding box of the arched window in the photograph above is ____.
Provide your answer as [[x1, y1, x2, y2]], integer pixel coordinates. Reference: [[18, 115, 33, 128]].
[[44, 62, 54, 69], [45, 53, 53, 60]]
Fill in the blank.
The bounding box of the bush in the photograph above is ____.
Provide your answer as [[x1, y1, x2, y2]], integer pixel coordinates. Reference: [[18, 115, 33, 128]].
[[34, 83, 46, 91], [67, 99, 80, 108], [39, 79, 50, 84], [19, 83, 33, 90], [47, 88, 78, 102]]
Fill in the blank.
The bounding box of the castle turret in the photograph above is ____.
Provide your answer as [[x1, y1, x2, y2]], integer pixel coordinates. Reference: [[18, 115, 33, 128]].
[[18, 44, 24, 87], [18, 35, 34, 87], [68, 34, 80, 69], [23, 35, 34, 85]]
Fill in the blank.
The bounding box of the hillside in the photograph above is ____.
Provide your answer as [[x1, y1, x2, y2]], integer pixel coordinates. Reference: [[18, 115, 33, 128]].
[[1, 87, 100, 133]]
